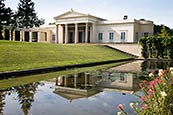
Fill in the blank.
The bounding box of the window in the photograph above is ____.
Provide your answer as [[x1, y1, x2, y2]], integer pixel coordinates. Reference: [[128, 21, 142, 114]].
[[109, 32, 114, 40], [144, 32, 149, 37], [45, 32, 47, 41], [98, 33, 103, 41], [121, 32, 125, 40]]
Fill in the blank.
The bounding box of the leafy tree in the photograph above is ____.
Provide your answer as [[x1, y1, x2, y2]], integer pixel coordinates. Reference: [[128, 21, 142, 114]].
[[154, 24, 173, 36], [16, 0, 44, 28], [139, 37, 149, 58], [139, 26, 173, 59], [0, 0, 13, 39]]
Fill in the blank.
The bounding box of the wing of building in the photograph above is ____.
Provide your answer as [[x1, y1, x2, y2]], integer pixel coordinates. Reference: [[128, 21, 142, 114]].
[[2, 10, 154, 44]]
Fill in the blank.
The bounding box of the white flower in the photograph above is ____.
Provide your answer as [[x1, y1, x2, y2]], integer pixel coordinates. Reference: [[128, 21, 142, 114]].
[[158, 69, 163, 76], [135, 102, 139, 106], [130, 103, 135, 109], [159, 69, 163, 74], [170, 67, 173, 75], [160, 91, 167, 97], [149, 73, 154, 77], [170, 67, 173, 71], [117, 112, 122, 115]]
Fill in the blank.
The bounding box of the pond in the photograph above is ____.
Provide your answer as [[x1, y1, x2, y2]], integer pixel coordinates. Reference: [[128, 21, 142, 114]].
[[0, 60, 173, 115]]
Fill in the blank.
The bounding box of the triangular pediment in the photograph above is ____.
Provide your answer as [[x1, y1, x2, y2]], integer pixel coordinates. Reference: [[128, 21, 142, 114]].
[[54, 11, 88, 20], [54, 10, 107, 21]]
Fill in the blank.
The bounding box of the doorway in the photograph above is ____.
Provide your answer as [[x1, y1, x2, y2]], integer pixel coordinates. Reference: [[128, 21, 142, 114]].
[[69, 32, 74, 43], [78, 32, 83, 43]]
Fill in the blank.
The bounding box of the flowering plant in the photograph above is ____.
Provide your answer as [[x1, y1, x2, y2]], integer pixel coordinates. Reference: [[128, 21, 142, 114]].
[[117, 68, 173, 115]]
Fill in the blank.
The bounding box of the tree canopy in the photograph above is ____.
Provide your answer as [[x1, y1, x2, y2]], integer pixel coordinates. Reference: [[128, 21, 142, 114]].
[[139, 26, 173, 59], [0, 0, 13, 39], [154, 24, 173, 36], [16, 0, 44, 28]]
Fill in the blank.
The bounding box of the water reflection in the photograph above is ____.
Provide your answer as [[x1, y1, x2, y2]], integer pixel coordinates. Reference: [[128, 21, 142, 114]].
[[0, 71, 139, 115], [54, 72, 138, 102], [141, 60, 173, 71], [0, 60, 172, 115], [14, 83, 39, 115]]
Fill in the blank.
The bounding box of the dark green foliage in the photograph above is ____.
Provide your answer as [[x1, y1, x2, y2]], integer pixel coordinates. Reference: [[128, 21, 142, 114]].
[[154, 25, 173, 36], [139, 26, 173, 59], [139, 37, 149, 58], [16, 0, 45, 28], [0, 0, 13, 39]]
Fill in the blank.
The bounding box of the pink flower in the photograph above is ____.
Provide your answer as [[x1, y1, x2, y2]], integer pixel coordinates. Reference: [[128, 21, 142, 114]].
[[117, 104, 123, 110], [140, 96, 145, 102], [143, 80, 147, 83], [162, 70, 167, 75], [141, 104, 147, 110], [147, 94, 151, 99], [153, 78, 162, 84], [148, 89, 154, 94], [148, 81, 155, 89]]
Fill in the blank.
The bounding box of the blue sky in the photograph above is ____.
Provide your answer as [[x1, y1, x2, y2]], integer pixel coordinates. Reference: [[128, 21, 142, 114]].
[[5, 0, 173, 28]]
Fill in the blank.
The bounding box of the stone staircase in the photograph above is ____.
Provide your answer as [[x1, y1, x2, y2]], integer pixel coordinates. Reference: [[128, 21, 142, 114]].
[[105, 44, 142, 57]]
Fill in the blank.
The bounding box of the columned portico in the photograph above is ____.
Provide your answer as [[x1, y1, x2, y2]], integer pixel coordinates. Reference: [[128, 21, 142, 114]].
[[56, 23, 92, 44], [53, 10, 104, 44]]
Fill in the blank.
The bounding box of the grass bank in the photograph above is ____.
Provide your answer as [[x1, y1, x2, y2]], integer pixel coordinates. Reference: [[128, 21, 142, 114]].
[[0, 40, 133, 72]]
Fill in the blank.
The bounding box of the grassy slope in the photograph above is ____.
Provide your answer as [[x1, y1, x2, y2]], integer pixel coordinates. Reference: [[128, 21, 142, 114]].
[[0, 40, 133, 72]]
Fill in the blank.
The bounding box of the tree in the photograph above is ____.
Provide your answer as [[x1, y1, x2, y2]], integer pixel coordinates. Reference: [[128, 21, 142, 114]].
[[15, 83, 39, 115], [16, 0, 44, 28], [0, 0, 13, 39], [154, 24, 173, 36]]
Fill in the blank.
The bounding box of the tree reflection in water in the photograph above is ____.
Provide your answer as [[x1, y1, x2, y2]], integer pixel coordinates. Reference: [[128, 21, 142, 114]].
[[14, 82, 39, 115], [0, 90, 5, 115]]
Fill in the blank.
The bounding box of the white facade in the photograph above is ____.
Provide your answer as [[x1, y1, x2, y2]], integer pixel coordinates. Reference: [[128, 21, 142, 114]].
[[42, 10, 154, 44]]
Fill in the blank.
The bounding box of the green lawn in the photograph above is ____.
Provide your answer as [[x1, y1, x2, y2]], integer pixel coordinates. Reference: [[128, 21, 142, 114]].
[[0, 40, 133, 72]]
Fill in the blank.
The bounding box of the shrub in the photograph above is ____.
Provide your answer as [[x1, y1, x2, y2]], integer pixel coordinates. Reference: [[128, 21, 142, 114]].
[[117, 68, 173, 115]]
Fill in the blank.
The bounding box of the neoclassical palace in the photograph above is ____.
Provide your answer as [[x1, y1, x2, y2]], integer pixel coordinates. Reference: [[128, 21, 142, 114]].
[[2, 10, 154, 44]]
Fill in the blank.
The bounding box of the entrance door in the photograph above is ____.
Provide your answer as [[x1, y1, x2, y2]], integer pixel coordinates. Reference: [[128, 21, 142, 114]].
[[78, 32, 83, 43], [69, 32, 73, 43]]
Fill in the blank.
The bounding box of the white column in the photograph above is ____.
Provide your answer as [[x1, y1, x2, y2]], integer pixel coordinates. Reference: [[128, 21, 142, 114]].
[[90, 24, 92, 43], [74, 74, 77, 88], [65, 24, 68, 44], [22, 31, 25, 41], [85, 23, 88, 43], [9, 30, 12, 41], [38, 32, 41, 42], [75, 23, 78, 44], [85, 74, 87, 89], [64, 76, 67, 87], [59, 25, 64, 44], [2, 29, 5, 39], [20, 31, 23, 41], [29, 32, 32, 42], [55, 25, 58, 44], [12, 30, 15, 41], [92, 23, 96, 43]]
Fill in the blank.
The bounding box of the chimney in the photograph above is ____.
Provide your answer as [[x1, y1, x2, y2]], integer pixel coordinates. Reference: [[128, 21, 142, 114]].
[[123, 15, 128, 20]]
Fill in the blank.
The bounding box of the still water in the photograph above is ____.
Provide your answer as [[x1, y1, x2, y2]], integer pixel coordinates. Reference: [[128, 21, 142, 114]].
[[0, 60, 173, 115]]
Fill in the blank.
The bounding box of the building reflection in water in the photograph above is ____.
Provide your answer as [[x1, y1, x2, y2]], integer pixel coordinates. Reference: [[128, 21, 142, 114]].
[[54, 71, 139, 102]]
